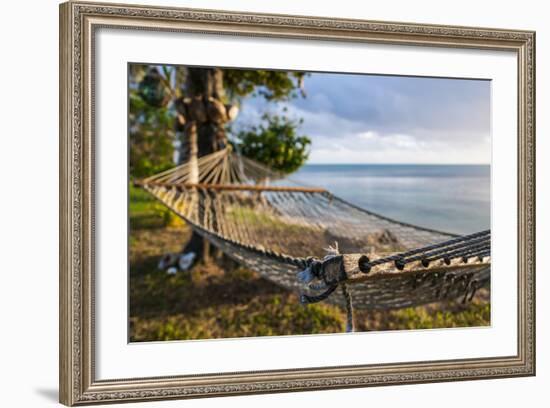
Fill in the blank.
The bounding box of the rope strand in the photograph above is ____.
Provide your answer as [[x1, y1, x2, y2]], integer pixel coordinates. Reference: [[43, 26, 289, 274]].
[[138, 148, 491, 311]]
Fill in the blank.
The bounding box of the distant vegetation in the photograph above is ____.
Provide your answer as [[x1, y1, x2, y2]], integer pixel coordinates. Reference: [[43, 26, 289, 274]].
[[233, 112, 311, 175]]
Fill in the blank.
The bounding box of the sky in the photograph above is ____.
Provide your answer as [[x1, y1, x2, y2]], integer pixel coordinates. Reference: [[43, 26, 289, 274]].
[[233, 72, 491, 165]]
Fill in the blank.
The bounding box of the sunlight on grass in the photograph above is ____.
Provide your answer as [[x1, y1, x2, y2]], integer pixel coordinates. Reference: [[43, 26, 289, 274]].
[[129, 183, 490, 342], [130, 184, 183, 229]]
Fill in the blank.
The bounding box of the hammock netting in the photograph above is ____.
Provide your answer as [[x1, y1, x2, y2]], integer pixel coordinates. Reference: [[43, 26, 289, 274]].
[[136, 148, 490, 314]]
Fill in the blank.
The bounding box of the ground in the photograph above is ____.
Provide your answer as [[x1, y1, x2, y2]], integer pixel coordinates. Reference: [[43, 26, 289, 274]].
[[129, 185, 490, 342]]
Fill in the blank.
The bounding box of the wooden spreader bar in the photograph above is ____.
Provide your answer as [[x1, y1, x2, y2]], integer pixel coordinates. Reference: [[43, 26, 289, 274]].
[[136, 180, 328, 194]]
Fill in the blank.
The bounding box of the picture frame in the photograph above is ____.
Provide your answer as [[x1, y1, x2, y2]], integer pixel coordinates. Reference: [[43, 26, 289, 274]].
[[59, 1, 536, 405]]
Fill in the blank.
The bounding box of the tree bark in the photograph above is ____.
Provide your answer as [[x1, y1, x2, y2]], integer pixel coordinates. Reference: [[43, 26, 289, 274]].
[[178, 68, 227, 264]]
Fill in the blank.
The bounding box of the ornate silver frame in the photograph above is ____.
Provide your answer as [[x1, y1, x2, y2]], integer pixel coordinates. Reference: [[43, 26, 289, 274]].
[[59, 1, 536, 405]]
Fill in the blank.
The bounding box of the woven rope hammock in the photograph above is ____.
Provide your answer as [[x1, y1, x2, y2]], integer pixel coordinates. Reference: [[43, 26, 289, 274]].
[[136, 147, 490, 330]]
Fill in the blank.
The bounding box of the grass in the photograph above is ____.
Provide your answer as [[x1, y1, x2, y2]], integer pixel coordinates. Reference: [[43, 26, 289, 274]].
[[225, 205, 330, 258], [129, 184, 490, 342], [129, 185, 183, 230]]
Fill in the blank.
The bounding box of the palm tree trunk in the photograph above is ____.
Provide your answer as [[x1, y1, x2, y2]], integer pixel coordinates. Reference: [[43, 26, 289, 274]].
[[179, 68, 227, 265]]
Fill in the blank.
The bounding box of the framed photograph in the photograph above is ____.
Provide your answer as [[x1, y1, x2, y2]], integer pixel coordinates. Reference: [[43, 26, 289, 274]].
[[59, 1, 535, 405]]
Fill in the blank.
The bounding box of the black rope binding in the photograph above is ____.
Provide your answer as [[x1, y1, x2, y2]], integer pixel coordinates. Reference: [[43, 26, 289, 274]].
[[299, 247, 356, 333], [300, 283, 339, 304], [298, 230, 490, 309], [358, 229, 490, 273]]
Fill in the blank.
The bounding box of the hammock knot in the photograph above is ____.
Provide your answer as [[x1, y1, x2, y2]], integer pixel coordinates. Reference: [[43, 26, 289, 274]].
[[318, 254, 346, 286], [297, 254, 346, 287], [296, 252, 356, 333], [296, 257, 319, 284], [138, 148, 491, 316]]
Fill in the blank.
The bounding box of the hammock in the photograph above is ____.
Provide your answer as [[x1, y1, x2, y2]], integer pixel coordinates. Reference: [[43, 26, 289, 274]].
[[136, 147, 490, 327]]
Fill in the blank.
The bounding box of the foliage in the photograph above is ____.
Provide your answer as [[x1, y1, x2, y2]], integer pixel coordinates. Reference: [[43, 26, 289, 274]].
[[129, 184, 181, 229], [223, 69, 306, 101], [129, 65, 177, 179], [138, 67, 168, 107], [233, 113, 311, 174], [129, 64, 309, 178]]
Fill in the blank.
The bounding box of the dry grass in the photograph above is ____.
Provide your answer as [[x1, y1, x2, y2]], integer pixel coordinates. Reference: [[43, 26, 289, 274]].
[[129, 185, 490, 342]]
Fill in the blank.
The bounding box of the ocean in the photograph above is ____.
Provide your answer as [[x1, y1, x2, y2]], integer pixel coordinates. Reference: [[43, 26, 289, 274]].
[[292, 164, 490, 235]]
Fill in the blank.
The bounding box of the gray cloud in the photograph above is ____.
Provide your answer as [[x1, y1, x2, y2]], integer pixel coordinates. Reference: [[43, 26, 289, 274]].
[[232, 72, 491, 164]]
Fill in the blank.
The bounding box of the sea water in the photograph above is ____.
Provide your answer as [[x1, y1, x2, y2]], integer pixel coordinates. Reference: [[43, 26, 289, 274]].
[[292, 164, 490, 235]]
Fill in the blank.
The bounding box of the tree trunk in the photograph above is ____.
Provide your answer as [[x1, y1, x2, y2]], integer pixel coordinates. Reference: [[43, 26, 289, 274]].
[[179, 68, 227, 265], [178, 68, 227, 162]]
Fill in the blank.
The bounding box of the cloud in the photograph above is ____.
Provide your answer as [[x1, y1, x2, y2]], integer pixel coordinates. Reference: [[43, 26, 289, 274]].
[[294, 73, 490, 134], [232, 72, 491, 164]]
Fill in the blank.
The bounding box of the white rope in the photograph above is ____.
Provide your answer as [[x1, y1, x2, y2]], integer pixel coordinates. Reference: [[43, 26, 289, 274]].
[[138, 149, 490, 311]]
